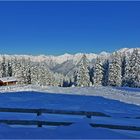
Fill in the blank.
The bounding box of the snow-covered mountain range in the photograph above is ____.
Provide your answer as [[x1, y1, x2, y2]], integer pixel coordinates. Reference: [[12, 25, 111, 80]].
[[0, 48, 139, 75], [1, 48, 139, 64]]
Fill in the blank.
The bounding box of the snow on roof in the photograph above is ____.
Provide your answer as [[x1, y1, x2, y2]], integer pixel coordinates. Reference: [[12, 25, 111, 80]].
[[0, 77, 17, 83]]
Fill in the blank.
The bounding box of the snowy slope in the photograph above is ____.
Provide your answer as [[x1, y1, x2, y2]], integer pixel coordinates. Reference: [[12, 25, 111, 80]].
[[45, 86, 140, 106], [0, 90, 140, 139], [0, 122, 139, 139], [0, 90, 140, 117], [0, 85, 140, 106]]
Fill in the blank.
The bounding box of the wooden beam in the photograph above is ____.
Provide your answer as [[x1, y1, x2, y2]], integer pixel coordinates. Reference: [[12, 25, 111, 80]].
[[0, 107, 110, 117], [90, 123, 140, 131], [135, 117, 140, 119], [0, 119, 140, 131], [0, 119, 73, 127]]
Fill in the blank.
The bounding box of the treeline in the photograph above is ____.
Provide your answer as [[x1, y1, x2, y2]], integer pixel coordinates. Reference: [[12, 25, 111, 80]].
[[0, 49, 139, 88], [0, 57, 65, 86], [71, 49, 140, 88]]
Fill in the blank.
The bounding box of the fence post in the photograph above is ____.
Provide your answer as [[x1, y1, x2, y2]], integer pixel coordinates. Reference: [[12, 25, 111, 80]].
[[86, 115, 92, 118], [37, 122, 42, 128], [37, 111, 42, 116]]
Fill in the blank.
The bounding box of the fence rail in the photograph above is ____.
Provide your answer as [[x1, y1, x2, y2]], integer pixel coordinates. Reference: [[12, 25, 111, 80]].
[[0, 107, 110, 118], [0, 119, 73, 127], [0, 107, 140, 131]]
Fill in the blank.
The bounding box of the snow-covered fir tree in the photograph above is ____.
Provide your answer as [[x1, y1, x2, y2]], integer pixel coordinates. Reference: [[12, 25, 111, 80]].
[[38, 63, 48, 86], [76, 54, 90, 87], [108, 52, 122, 86], [1, 56, 6, 77], [102, 59, 109, 86], [44, 66, 55, 86], [7, 61, 12, 77], [25, 59, 31, 84], [11, 57, 18, 77], [0, 61, 2, 77], [12, 58, 22, 84], [19, 58, 27, 85], [31, 62, 40, 85], [121, 54, 127, 86], [93, 57, 104, 86], [124, 49, 140, 87]]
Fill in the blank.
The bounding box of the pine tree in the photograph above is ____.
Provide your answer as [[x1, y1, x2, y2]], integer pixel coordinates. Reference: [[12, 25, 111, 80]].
[[1, 56, 6, 77], [121, 55, 127, 86], [102, 59, 109, 86], [38, 63, 47, 86], [53, 73, 60, 86], [31, 62, 40, 85], [76, 54, 90, 87], [45, 67, 54, 86], [24, 59, 32, 84], [19, 58, 27, 85], [0, 60, 3, 77], [7, 61, 12, 77], [93, 57, 104, 86], [124, 49, 140, 87], [108, 52, 122, 86], [11, 57, 17, 77], [12, 58, 22, 84]]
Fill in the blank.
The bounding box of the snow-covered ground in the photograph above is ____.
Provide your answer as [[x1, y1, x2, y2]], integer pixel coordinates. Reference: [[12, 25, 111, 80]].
[[0, 85, 140, 106], [0, 86, 140, 139], [1, 120, 140, 139]]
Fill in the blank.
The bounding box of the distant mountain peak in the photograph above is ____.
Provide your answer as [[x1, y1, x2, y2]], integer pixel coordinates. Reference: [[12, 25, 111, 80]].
[[117, 48, 140, 54], [99, 51, 110, 55], [0, 48, 139, 67]]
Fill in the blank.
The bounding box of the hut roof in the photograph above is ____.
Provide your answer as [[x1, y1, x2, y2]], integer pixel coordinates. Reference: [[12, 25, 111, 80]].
[[0, 77, 17, 83]]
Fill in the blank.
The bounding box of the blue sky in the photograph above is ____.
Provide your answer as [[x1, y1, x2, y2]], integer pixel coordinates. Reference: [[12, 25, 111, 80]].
[[0, 1, 140, 55]]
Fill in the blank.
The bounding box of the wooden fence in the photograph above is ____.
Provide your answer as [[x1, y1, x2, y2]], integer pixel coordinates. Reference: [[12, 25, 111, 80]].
[[0, 107, 140, 131]]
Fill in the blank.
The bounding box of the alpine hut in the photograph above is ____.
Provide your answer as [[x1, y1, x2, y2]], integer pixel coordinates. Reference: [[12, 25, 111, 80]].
[[0, 77, 17, 86]]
